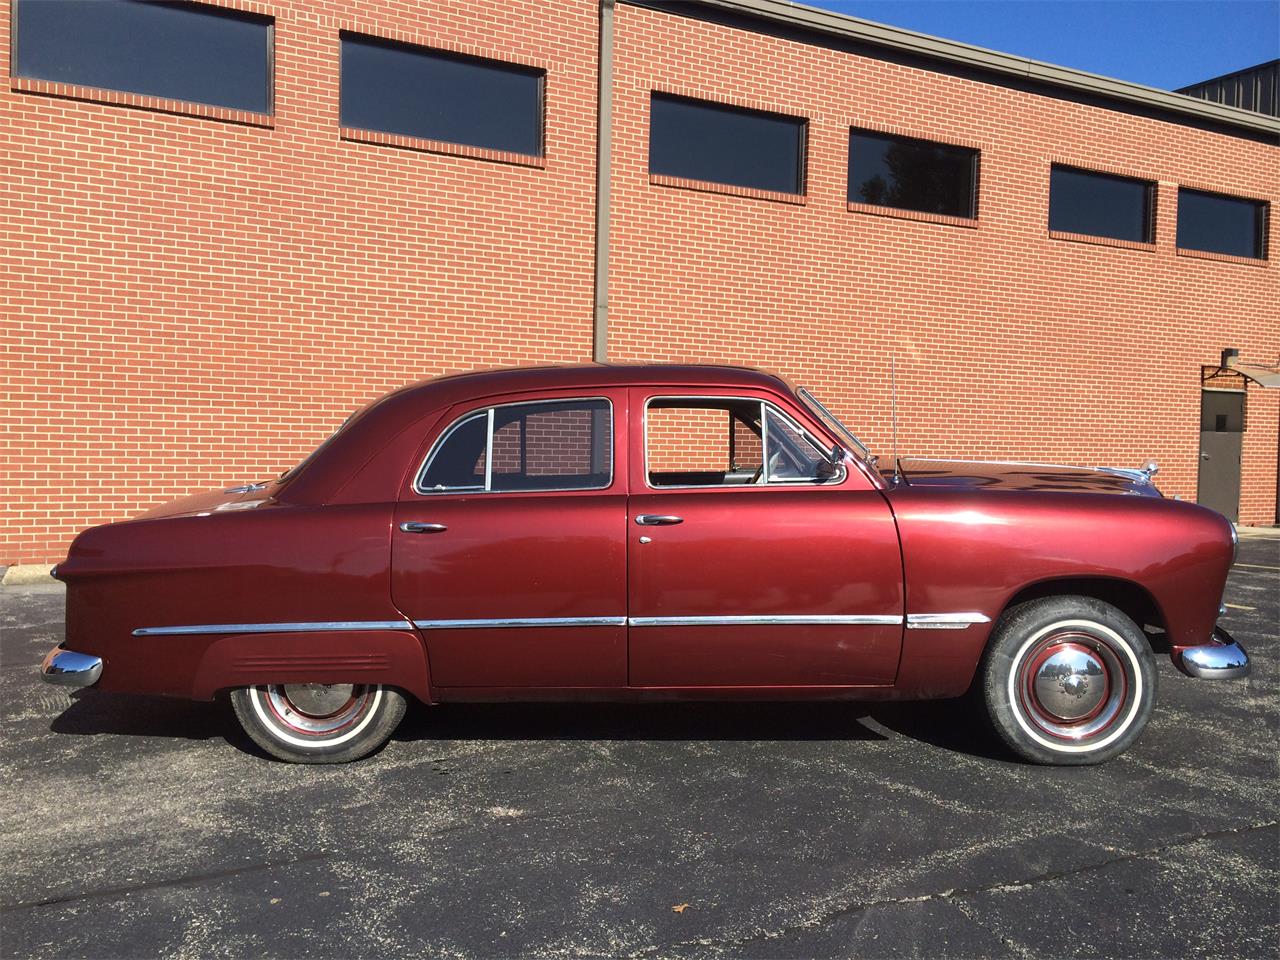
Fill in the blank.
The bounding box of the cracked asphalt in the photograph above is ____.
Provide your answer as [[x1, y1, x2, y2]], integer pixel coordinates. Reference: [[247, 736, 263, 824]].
[[2, 534, 1276, 959]]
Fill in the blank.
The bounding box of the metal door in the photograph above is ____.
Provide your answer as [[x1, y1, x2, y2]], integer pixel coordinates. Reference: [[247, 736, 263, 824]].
[[1197, 390, 1244, 521]]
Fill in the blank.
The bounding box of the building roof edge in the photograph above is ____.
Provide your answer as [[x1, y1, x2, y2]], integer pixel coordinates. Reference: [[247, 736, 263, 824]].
[[676, 0, 1280, 138]]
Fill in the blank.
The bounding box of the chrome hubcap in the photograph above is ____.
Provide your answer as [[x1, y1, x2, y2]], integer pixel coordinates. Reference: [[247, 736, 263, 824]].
[[1032, 643, 1107, 720], [1018, 629, 1129, 742], [282, 683, 355, 716], [264, 683, 371, 736]]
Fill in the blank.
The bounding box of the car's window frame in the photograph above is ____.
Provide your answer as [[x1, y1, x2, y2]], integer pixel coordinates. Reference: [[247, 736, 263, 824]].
[[642, 394, 845, 491], [413, 395, 614, 496]]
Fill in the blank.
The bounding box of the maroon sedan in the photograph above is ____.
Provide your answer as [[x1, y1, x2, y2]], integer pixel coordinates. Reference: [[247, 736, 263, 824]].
[[41, 364, 1248, 764]]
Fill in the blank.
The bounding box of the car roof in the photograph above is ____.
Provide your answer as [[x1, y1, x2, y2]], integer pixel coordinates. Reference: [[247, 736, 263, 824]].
[[391, 363, 791, 404], [280, 363, 797, 505]]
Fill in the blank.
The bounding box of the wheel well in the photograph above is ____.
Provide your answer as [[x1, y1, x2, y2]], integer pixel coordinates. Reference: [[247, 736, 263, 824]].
[[1000, 577, 1171, 654]]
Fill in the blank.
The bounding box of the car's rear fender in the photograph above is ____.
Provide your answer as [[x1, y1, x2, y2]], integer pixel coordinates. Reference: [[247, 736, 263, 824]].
[[191, 629, 432, 702]]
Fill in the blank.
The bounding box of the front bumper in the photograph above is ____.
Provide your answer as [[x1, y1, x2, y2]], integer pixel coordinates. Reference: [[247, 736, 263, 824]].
[[40, 644, 103, 688], [1176, 627, 1250, 680]]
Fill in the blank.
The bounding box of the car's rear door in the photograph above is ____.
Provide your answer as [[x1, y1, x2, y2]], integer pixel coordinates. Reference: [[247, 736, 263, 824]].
[[627, 388, 903, 687], [391, 390, 628, 689]]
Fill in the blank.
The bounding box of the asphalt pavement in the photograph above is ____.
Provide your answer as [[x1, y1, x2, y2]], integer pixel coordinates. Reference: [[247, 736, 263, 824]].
[[2, 534, 1276, 959]]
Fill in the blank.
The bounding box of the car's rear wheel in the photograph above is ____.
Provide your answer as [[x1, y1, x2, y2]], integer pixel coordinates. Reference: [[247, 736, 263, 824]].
[[230, 683, 406, 763], [980, 596, 1156, 765]]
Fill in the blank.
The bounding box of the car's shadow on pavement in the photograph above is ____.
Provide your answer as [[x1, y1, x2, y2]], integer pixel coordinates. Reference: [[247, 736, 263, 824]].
[[48, 691, 1011, 762]]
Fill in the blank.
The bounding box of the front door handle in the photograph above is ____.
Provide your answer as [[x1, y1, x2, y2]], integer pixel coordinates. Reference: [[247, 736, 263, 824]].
[[400, 521, 448, 534], [635, 515, 683, 526]]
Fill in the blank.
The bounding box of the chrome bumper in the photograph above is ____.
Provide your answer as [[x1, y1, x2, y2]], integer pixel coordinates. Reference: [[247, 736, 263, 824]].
[[40, 645, 103, 688], [1177, 627, 1250, 680]]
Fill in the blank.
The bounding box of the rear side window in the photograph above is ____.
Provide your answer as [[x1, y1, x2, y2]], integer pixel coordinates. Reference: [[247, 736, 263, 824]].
[[13, 0, 272, 114], [417, 400, 611, 493], [1177, 189, 1268, 259], [340, 33, 544, 156], [649, 93, 806, 195], [1049, 165, 1154, 243]]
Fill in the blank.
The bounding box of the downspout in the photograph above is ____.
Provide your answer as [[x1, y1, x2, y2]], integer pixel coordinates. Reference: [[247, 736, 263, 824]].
[[592, 0, 616, 363]]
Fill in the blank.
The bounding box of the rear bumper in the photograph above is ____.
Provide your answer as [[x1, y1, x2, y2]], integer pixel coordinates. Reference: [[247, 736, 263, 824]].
[[40, 645, 103, 688], [1176, 627, 1250, 680]]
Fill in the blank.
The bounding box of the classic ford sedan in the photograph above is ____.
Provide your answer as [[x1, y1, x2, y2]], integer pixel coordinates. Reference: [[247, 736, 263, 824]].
[[42, 364, 1249, 764]]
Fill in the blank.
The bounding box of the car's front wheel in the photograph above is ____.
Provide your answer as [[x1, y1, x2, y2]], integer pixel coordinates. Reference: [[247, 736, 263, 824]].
[[980, 596, 1156, 765], [230, 683, 407, 763]]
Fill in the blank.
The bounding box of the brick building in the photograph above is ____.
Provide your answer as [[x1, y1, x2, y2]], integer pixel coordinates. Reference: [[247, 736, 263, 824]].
[[3, 0, 1278, 566]]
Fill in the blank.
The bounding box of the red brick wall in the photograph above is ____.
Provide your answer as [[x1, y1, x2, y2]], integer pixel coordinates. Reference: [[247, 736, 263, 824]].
[[3, 0, 1277, 564], [1, 0, 600, 563], [607, 5, 1279, 524]]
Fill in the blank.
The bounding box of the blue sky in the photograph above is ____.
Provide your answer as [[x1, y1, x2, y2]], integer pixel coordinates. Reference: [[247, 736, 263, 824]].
[[816, 1, 1279, 90]]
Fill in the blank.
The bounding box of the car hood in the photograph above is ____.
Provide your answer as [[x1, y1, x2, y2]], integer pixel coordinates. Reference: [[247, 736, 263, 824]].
[[886, 459, 1162, 497]]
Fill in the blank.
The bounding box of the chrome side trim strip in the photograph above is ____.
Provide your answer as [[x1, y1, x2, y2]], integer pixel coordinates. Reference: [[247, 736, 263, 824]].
[[132, 621, 411, 637], [136, 614, 986, 636], [414, 616, 628, 630], [906, 612, 992, 630], [628, 615, 903, 627]]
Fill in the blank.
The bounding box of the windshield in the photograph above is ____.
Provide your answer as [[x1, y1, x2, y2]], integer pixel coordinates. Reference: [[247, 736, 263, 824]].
[[796, 387, 875, 465]]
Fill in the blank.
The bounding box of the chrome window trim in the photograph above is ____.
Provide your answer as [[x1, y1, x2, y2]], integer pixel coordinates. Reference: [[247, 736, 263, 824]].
[[906, 612, 992, 630], [413, 395, 614, 496], [133, 621, 412, 637], [642, 395, 845, 491], [415, 616, 627, 630], [628, 615, 902, 627]]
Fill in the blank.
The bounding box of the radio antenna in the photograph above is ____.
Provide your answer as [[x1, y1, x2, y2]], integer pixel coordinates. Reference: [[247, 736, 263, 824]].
[[890, 356, 900, 483]]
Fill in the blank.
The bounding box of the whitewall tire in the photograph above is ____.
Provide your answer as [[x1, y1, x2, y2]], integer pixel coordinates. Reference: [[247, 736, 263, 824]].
[[980, 596, 1156, 765], [230, 683, 407, 763]]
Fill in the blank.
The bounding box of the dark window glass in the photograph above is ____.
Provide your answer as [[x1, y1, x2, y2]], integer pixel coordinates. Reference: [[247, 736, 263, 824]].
[[13, 0, 271, 113], [489, 401, 611, 492], [1048, 166, 1154, 243], [340, 33, 543, 156], [419, 412, 488, 491], [848, 130, 978, 218], [418, 401, 611, 493], [1177, 189, 1268, 259], [649, 93, 806, 195]]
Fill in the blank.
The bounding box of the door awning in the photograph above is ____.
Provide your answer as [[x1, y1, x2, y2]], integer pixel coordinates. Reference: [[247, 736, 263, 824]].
[[1226, 359, 1280, 388]]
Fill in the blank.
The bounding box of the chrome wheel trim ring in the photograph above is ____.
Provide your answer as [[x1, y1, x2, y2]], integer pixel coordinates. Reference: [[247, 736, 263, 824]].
[[250, 684, 384, 749], [1007, 620, 1144, 754]]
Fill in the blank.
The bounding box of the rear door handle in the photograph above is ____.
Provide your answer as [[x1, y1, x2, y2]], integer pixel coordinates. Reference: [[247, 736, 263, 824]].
[[400, 521, 448, 534], [635, 515, 683, 526]]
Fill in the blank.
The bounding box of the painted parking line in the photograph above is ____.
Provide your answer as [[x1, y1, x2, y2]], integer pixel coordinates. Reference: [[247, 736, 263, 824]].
[[1224, 603, 1257, 612], [1233, 563, 1280, 572]]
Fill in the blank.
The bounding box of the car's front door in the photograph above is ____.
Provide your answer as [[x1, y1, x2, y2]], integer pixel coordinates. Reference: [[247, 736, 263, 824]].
[[391, 392, 628, 688], [627, 389, 903, 687]]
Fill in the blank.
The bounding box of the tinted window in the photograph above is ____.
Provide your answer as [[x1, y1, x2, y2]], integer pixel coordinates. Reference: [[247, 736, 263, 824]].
[[1049, 166, 1154, 243], [848, 130, 978, 218], [1177, 189, 1268, 259], [13, 0, 271, 113], [340, 33, 544, 156], [418, 400, 610, 493], [419, 412, 488, 491], [649, 94, 806, 195], [489, 402, 611, 492]]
